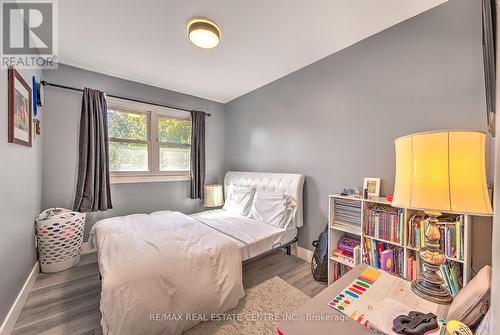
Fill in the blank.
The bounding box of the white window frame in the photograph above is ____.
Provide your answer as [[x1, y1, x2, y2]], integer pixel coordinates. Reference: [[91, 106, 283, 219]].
[[107, 97, 191, 184]]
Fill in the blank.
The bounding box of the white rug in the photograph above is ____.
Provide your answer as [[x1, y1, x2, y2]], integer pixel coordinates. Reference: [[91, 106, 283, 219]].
[[184, 277, 310, 335]]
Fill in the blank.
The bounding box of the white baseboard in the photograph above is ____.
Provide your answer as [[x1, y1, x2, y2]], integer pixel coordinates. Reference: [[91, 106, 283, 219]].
[[0, 262, 39, 335], [80, 242, 96, 254], [294, 246, 313, 263]]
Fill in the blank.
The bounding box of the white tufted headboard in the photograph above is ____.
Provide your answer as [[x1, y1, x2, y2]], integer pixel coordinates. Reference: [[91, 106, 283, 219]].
[[224, 171, 305, 228]]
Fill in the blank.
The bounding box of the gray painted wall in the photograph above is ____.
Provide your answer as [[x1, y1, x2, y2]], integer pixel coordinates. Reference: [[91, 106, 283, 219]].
[[225, 0, 490, 250], [42, 64, 226, 237], [0, 68, 42, 323]]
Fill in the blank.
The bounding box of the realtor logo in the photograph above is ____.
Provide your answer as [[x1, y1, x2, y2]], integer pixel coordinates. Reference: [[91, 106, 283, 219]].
[[1, 0, 58, 68]]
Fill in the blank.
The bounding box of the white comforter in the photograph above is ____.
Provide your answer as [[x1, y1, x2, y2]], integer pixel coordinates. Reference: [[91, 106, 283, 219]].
[[190, 210, 297, 260], [89, 211, 245, 335]]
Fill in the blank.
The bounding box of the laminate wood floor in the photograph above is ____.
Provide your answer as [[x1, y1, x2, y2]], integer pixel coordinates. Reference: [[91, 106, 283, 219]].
[[12, 251, 326, 335]]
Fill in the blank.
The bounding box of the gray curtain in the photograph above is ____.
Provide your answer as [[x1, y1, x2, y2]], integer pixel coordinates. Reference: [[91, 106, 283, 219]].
[[190, 110, 206, 199], [73, 88, 113, 212]]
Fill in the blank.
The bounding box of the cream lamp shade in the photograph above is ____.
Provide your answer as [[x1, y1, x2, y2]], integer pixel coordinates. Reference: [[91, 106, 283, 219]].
[[204, 184, 224, 207], [392, 130, 492, 215]]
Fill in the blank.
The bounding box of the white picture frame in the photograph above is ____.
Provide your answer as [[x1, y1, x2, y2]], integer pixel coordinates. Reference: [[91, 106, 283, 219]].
[[363, 177, 381, 197]]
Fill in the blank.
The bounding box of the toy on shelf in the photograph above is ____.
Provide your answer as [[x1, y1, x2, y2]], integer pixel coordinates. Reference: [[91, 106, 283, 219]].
[[330, 237, 361, 281], [338, 236, 360, 253]]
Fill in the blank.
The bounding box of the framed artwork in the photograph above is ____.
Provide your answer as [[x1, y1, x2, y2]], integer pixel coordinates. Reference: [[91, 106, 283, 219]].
[[8, 67, 32, 147], [363, 177, 381, 197]]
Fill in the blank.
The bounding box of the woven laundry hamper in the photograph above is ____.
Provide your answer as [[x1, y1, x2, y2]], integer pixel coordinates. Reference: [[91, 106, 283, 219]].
[[36, 208, 86, 273]]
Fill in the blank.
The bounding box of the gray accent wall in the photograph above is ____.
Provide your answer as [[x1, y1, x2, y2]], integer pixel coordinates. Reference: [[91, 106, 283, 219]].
[[41, 64, 226, 237], [0, 68, 42, 324], [225, 0, 490, 250]]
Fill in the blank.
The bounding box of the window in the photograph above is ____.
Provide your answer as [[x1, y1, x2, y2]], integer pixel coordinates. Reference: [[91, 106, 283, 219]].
[[108, 109, 149, 172], [158, 116, 191, 172], [107, 97, 192, 183]]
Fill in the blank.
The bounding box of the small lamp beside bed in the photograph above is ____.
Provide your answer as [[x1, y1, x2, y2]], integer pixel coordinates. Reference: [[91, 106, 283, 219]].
[[204, 184, 224, 207]]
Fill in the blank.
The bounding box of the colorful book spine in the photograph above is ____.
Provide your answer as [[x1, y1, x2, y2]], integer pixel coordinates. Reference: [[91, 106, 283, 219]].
[[364, 238, 404, 277], [408, 214, 424, 248], [380, 249, 394, 273], [407, 254, 421, 281], [440, 266, 451, 294], [407, 256, 413, 280], [439, 260, 463, 297], [373, 241, 380, 269], [441, 216, 464, 260], [364, 205, 403, 244], [415, 227, 420, 248], [408, 214, 464, 263], [333, 262, 353, 281], [420, 220, 425, 248]]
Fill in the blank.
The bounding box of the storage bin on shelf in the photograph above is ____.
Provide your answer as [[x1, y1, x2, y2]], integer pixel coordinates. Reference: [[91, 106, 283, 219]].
[[35, 208, 86, 273]]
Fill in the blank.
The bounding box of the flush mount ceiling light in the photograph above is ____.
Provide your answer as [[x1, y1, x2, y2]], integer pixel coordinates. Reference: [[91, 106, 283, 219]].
[[187, 18, 221, 49]]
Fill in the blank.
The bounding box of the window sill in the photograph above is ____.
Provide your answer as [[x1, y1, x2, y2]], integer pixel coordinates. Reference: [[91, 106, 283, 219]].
[[110, 174, 190, 184]]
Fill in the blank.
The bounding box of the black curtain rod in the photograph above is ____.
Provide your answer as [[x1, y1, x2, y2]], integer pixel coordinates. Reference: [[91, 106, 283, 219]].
[[40, 80, 211, 117]]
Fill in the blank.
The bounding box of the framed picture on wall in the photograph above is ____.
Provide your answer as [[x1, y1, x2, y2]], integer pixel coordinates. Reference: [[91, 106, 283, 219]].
[[363, 177, 381, 197], [8, 66, 33, 147]]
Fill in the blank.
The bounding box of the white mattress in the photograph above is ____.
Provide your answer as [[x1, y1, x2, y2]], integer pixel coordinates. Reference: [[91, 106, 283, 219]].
[[190, 209, 298, 261]]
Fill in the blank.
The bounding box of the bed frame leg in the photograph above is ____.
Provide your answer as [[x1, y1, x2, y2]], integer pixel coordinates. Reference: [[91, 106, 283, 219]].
[[283, 237, 298, 256]]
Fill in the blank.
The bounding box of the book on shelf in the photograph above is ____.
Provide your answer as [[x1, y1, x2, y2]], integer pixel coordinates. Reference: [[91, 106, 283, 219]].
[[408, 214, 426, 249], [332, 261, 352, 282], [408, 214, 464, 261], [380, 249, 394, 273], [353, 245, 361, 265], [406, 252, 463, 296], [440, 260, 464, 297], [407, 252, 422, 281], [442, 215, 464, 260], [363, 238, 404, 277], [363, 204, 404, 244]]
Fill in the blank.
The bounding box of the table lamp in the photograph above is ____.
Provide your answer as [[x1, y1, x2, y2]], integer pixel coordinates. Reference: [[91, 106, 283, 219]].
[[392, 130, 492, 304], [204, 184, 224, 208]]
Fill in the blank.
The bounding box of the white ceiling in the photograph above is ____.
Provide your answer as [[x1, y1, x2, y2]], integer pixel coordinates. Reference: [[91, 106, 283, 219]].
[[58, 0, 447, 103]]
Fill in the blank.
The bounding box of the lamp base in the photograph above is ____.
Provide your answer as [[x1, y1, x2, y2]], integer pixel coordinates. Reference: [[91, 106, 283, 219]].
[[411, 268, 453, 305], [411, 211, 453, 305]]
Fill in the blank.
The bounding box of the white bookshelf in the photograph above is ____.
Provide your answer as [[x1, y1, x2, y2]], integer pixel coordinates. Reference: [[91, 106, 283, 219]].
[[327, 194, 478, 288], [327, 195, 363, 285]]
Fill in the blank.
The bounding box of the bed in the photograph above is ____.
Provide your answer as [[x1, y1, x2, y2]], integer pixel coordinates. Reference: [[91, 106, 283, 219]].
[[89, 171, 305, 335], [190, 209, 298, 261], [191, 171, 305, 260]]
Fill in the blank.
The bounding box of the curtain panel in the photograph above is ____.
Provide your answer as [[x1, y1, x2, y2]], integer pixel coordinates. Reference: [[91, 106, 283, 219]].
[[190, 110, 206, 199], [73, 88, 113, 212]]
